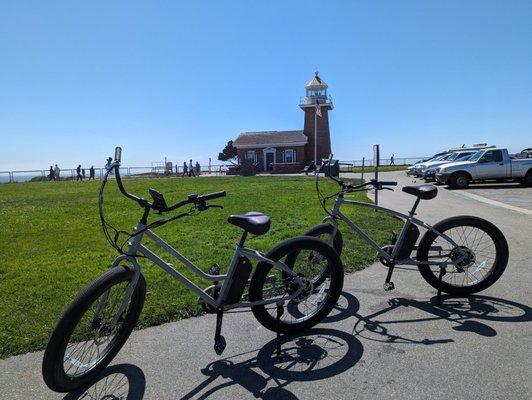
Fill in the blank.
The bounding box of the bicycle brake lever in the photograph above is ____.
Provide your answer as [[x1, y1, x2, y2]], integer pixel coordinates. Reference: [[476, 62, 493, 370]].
[[383, 187, 395, 191]]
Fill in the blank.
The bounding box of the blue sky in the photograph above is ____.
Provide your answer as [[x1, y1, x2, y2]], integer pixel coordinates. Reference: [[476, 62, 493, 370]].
[[1, 0, 531, 170]]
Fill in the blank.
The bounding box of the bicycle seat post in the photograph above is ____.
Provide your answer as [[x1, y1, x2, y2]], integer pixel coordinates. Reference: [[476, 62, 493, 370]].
[[409, 197, 421, 216]]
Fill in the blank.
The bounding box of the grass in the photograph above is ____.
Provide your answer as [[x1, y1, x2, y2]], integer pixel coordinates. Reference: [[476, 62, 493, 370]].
[[0, 176, 401, 358]]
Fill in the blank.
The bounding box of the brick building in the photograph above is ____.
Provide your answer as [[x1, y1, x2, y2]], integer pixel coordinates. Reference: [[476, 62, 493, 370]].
[[233, 72, 333, 173]]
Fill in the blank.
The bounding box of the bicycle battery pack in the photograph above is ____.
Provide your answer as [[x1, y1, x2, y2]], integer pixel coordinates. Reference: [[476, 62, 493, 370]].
[[224, 256, 252, 304], [396, 224, 420, 260]]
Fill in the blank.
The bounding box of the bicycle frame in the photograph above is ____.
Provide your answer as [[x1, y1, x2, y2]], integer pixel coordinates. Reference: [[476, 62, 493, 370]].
[[323, 194, 462, 266], [102, 220, 306, 324]]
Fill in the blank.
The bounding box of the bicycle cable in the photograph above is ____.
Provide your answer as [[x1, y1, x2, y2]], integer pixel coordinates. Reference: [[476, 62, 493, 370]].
[[98, 168, 201, 256]]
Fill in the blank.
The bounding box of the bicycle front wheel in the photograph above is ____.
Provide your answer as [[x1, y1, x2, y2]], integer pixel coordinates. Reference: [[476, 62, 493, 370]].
[[42, 266, 146, 393], [416, 216, 509, 295], [249, 236, 343, 334]]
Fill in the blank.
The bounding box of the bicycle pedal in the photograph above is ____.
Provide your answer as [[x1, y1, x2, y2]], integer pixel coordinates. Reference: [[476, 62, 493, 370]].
[[383, 281, 395, 291], [214, 335, 227, 355]]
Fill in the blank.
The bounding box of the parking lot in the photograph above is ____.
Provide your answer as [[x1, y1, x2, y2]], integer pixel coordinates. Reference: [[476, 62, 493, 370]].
[[458, 183, 532, 212]]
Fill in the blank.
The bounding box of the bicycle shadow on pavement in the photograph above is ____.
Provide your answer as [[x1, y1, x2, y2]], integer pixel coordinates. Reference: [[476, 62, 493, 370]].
[[180, 327, 363, 400], [62, 363, 145, 400], [352, 295, 531, 345], [322, 291, 360, 324]]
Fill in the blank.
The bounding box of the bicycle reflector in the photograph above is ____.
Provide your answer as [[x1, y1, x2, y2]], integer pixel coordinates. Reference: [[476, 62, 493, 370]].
[[115, 146, 122, 162]]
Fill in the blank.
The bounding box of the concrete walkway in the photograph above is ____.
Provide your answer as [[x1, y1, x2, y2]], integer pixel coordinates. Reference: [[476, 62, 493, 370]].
[[1, 171, 531, 400]]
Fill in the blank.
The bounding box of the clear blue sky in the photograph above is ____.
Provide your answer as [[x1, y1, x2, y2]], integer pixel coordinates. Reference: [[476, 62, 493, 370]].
[[1, 0, 531, 170]]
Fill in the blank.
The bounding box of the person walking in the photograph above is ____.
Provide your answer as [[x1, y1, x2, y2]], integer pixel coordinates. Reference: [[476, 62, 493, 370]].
[[48, 166, 55, 181], [54, 164, 60, 181], [188, 159, 196, 177], [76, 165, 83, 181], [182, 161, 188, 177], [195, 161, 201, 176], [89, 166, 95, 180], [390, 154, 395, 166]]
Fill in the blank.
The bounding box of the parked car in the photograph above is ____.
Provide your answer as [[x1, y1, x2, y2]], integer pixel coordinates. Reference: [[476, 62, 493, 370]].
[[435, 148, 532, 189], [422, 151, 475, 182], [412, 153, 454, 177], [408, 144, 494, 177], [517, 148, 532, 159], [406, 155, 443, 176]]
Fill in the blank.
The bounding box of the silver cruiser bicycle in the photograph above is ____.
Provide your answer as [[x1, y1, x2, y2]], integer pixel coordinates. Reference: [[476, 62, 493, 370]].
[[305, 162, 508, 302], [42, 147, 343, 393]]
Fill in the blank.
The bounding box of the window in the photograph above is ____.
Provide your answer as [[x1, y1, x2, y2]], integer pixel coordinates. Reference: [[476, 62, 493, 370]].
[[456, 152, 473, 161], [482, 150, 503, 163], [245, 150, 257, 163], [284, 149, 296, 163]]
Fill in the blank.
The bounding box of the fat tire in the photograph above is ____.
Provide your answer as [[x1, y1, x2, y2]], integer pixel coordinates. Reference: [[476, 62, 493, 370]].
[[303, 223, 343, 256], [249, 236, 343, 334], [42, 266, 146, 393], [416, 216, 508, 295]]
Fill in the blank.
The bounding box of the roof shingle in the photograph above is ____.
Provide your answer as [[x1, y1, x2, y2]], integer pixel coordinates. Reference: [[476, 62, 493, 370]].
[[234, 130, 307, 147]]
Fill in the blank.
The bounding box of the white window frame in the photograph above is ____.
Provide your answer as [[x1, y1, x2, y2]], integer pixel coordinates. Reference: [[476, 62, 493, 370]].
[[284, 149, 296, 163], [245, 150, 257, 163]]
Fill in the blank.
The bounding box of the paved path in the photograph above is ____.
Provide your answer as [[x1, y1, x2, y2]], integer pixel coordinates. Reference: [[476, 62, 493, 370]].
[[1, 172, 531, 400]]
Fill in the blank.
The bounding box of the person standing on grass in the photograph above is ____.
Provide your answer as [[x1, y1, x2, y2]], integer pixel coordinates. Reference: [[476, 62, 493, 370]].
[[54, 164, 60, 181], [48, 166, 55, 181], [182, 161, 188, 177], [390, 154, 395, 166], [188, 159, 195, 177], [76, 165, 83, 181], [195, 161, 201, 176], [89, 166, 95, 180]]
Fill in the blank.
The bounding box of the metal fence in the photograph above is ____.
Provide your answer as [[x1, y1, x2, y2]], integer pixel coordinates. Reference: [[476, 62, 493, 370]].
[[0, 157, 426, 184], [339, 157, 425, 167], [0, 163, 234, 184]]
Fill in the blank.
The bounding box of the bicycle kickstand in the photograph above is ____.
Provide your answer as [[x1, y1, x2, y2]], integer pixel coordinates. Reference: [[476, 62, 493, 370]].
[[437, 267, 446, 306], [213, 309, 227, 355], [276, 301, 285, 358]]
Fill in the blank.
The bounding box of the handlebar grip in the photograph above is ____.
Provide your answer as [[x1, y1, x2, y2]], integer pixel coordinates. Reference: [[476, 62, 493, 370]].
[[198, 191, 227, 202], [380, 181, 398, 186]]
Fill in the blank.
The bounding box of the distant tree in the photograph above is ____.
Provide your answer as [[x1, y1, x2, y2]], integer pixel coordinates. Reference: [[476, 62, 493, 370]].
[[218, 140, 238, 164]]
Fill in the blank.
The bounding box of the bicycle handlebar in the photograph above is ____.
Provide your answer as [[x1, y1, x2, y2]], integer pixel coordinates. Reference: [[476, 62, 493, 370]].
[[106, 147, 225, 213], [327, 174, 397, 192], [198, 191, 227, 202]]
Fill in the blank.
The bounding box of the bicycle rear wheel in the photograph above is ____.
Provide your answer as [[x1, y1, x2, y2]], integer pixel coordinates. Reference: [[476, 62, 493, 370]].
[[416, 216, 508, 295], [42, 266, 146, 393], [249, 236, 343, 334]]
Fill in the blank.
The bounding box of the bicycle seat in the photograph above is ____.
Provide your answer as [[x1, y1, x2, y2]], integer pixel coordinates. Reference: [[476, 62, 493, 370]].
[[228, 212, 271, 235], [402, 184, 438, 200]]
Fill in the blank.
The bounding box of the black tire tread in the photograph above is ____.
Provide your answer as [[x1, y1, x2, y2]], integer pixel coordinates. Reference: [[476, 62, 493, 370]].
[[42, 266, 146, 393], [416, 216, 508, 295], [249, 236, 343, 334]]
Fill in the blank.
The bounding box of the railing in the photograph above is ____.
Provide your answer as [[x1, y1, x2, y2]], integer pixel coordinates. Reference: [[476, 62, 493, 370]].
[[299, 95, 333, 106], [0, 158, 426, 184], [338, 157, 426, 168], [0, 164, 235, 184]]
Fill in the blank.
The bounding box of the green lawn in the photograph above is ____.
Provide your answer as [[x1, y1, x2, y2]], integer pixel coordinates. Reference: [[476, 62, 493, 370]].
[[0, 176, 401, 358]]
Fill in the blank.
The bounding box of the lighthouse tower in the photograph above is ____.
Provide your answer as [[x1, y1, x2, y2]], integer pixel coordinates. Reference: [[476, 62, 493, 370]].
[[299, 71, 333, 165]]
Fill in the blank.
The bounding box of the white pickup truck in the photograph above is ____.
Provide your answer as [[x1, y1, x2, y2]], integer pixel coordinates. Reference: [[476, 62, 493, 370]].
[[434, 148, 532, 189]]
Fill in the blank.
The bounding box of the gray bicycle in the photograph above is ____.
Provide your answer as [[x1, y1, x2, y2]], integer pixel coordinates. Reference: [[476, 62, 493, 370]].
[[42, 147, 343, 393], [305, 164, 508, 302]]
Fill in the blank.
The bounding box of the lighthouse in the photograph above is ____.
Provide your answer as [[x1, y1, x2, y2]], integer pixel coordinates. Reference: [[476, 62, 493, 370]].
[[299, 71, 333, 165]]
